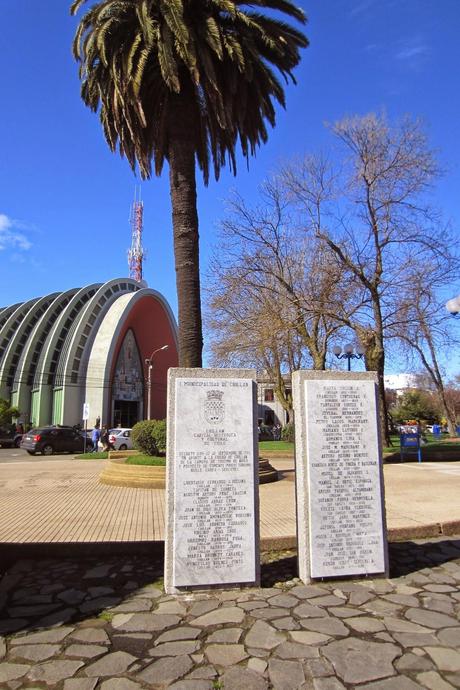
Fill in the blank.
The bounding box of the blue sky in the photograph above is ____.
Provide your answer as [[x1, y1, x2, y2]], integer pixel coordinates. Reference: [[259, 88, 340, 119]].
[[1, 0, 459, 368]]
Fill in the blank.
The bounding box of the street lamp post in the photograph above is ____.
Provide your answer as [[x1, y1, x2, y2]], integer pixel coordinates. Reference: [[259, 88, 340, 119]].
[[333, 343, 365, 371], [145, 345, 169, 419]]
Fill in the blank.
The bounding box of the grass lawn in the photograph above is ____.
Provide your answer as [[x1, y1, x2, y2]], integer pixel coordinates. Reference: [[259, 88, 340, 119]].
[[78, 451, 108, 459], [259, 441, 294, 452], [384, 434, 460, 454], [125, 455, 166, 466], [76, 436, 458, 460], [78, 451, 166, 465]]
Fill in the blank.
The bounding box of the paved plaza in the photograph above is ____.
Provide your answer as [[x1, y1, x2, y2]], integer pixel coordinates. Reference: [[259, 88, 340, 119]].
[[1, 453, 460, 688], [0, 455, 460, 547]]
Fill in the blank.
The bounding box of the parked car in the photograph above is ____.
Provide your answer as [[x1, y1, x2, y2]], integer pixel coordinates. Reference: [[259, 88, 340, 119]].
[[20, 426, 89, 456], [0, 425, 23, 448], [108, 428, 133, 450], [399, 424, 418, 434]]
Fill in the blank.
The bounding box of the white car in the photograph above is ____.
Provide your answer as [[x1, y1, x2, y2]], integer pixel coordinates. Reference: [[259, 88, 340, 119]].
[[108, 428, 133, 450]]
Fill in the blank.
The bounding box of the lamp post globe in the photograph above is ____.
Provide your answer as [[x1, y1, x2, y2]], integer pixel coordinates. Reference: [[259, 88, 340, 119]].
[[446, 295, 460, 316], [333, 342, 364, 371]]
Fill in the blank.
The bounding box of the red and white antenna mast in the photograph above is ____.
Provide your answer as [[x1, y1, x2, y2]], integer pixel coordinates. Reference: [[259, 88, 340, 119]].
[[128, 188, 146, 284]]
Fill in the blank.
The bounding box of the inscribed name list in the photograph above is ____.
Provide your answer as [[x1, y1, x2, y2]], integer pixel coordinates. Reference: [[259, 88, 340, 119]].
[[173, 378, 256, 587], [305, 379, 386, 578]]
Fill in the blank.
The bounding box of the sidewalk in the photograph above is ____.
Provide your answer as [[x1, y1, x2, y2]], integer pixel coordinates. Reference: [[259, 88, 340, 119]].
[[0, 457, 459, 548]]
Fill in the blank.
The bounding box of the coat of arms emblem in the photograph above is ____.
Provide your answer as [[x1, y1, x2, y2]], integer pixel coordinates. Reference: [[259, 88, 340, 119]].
[[204, 389, 225, 424]]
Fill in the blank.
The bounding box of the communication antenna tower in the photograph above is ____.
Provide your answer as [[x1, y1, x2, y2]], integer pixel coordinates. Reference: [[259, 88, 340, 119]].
[[127, 188, 146, 284]]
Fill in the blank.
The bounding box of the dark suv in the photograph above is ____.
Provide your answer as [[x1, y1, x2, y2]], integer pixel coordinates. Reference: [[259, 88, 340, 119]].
[[20, 426, 90, 456], [0, 425, 23, 448]]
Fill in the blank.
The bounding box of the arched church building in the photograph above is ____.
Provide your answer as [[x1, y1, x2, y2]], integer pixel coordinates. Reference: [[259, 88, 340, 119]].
[[0, 278, 178, 429]]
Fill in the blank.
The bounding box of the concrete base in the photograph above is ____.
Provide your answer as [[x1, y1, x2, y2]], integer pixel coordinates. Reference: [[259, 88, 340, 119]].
[[258, 457, 279, 484]]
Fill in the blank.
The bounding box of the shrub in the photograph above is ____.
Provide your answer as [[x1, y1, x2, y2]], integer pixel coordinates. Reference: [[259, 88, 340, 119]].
[[281, 422, 295, 443], [132, 419, 167, 456]]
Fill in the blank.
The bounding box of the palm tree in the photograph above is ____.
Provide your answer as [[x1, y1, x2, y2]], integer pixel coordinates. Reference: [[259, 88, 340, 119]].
[[71, 0, 308, 367]]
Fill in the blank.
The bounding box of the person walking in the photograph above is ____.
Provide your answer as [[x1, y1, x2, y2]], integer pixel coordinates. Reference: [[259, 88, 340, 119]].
[[100, 425, 114, 452], [91, 426, 101, 453]]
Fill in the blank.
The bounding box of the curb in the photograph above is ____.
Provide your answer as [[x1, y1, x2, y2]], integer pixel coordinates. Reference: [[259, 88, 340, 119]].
[[259, 522, 460, 551], [387, 519, 460, 541], [1, 525, 459, 571]]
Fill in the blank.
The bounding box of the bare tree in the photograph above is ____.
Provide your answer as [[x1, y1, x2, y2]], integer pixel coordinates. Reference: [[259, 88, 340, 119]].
[[206, 177, 354, 360], [443, 380, 460, 427], [282, 113, 449, 445], [390, 261, 460, 435], [205, 176, 361, 419], [206, 283, 304, 417]]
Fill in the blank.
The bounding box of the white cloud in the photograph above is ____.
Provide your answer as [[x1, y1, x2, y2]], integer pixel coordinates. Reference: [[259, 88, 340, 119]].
[[396, 45, 427, 61], [0, 214, 11, 232], [395, 37, 429, 67], [0, 213, 33, 251], [350, 0, 376, 16]]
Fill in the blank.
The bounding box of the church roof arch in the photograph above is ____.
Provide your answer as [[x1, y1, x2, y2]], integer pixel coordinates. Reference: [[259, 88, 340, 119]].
[[84, 285, 178, 426], [12, 288, 80, 393], [56, 278, 141, 391], [0, 303, 24, 331], [32, 283, 102, 390], [0, 293, 60, 394], [0, 299, 40, 373]]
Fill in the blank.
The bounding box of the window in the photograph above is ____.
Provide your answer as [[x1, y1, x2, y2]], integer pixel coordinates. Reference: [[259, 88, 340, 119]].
[[264, 389, 274, 402]]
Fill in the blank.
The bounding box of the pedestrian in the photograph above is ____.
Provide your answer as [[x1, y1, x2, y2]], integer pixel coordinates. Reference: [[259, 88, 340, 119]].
[[100, 426, 108, 451], [91, 426, 101, 453], [100, 425, 114, 452]]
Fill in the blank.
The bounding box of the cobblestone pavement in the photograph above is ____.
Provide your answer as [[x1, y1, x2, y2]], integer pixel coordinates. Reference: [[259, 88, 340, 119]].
[[0, 537, 459, 689]]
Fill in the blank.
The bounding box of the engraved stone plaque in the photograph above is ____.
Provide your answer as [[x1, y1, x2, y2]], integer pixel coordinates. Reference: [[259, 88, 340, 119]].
[[293, 371, 388, 583], [165, 368, 259, 593]]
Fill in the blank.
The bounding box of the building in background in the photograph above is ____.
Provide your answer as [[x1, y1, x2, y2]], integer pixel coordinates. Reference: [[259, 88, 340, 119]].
[[384, 373, 418, 394], [0, 278, 178, 429], [257, 374, 292, 428]]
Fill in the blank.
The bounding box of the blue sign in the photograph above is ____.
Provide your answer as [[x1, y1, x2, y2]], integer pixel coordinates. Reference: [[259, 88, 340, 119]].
[[400, 432, 422, 463]]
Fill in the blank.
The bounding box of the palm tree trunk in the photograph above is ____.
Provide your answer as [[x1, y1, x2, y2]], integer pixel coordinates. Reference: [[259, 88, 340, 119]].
[[168, 99, 203, 368]]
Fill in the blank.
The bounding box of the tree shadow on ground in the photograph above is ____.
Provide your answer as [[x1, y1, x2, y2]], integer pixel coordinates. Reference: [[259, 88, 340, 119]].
[[0, 537, 459, 637], [0, 542, 164, 637], [259, 538, 460, 586], [389, 537, 460, 577]]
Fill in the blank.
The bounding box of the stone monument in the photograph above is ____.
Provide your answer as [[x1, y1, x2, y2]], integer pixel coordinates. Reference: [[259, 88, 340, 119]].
[[165, 368, 260, 593], [292, 371, 388, 583]]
